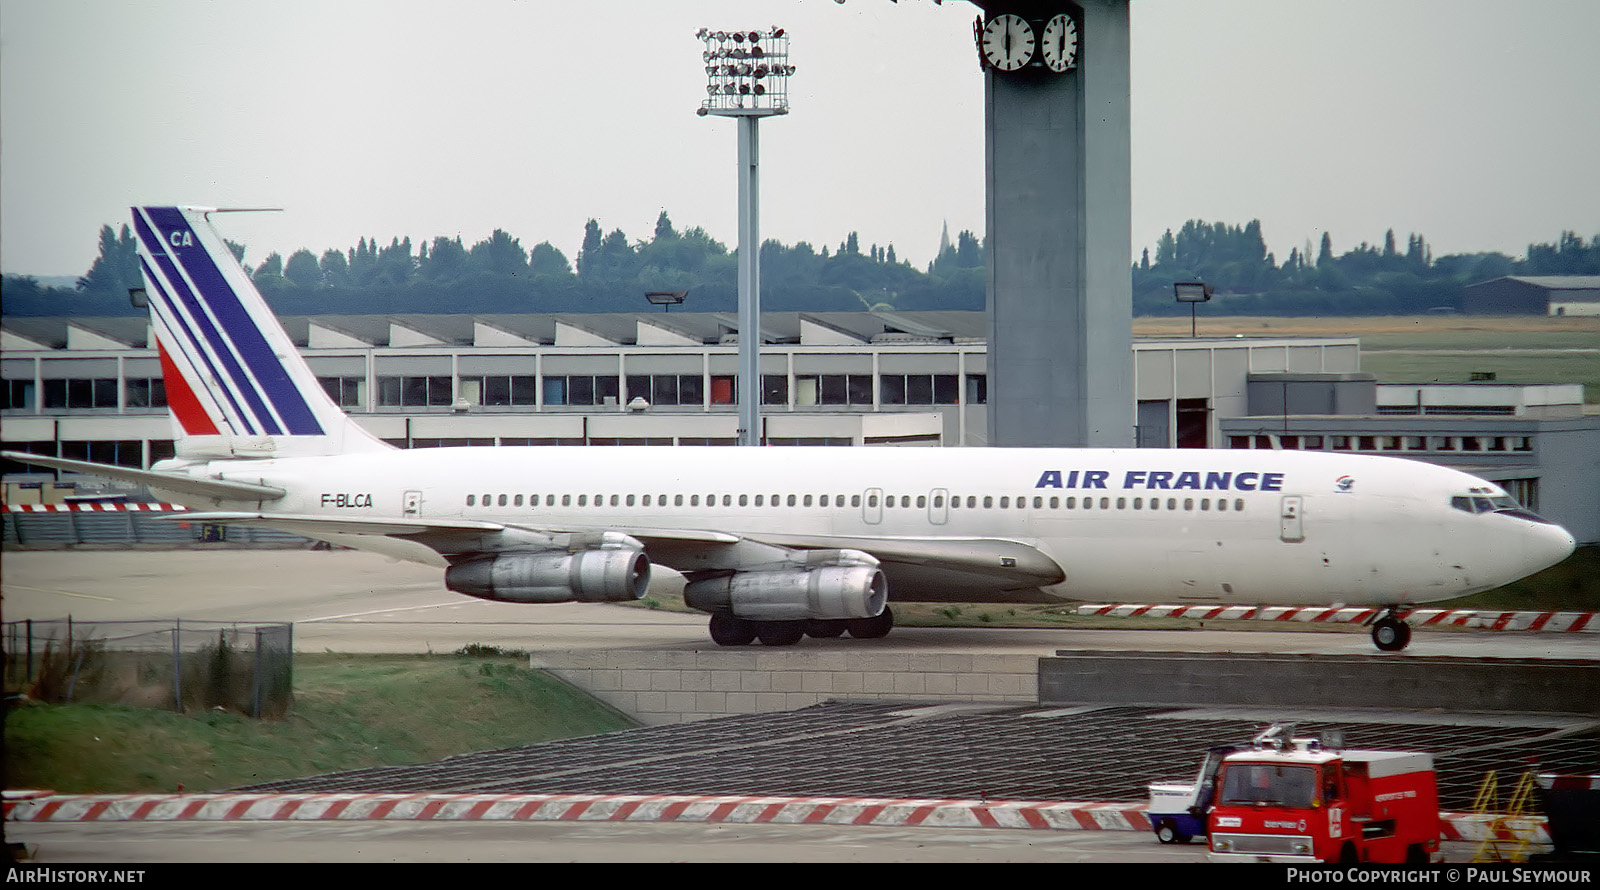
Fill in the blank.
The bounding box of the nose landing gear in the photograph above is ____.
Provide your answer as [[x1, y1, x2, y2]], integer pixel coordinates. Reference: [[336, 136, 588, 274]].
[[1371, 607, 1413, 652]]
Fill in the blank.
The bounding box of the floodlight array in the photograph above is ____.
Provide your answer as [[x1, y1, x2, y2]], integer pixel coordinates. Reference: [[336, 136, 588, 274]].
[[696, 27, 792, 116]]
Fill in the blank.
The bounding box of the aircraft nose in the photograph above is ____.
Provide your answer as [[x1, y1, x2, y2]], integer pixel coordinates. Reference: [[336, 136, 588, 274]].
[[1523, 522, 1576, 576]]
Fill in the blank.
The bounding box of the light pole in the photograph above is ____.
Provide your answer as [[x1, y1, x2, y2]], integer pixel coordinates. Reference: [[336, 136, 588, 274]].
[[696, 27, 792, 446], [1174, 281, 1212, 338]]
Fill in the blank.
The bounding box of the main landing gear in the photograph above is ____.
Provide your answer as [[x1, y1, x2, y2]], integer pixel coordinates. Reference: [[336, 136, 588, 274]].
[[1370, 607, 1413, 652], [708, 606, 895, 647]]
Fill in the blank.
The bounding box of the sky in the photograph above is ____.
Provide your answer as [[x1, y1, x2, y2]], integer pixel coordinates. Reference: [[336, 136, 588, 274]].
[[3, 0, 1598, 279]]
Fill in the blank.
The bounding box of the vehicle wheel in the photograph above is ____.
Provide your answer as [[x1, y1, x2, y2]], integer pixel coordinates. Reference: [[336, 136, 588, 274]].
[[1372, 616, 1411, 652], [757, 621, 805, 647], [1405, 844, 1428, 865], [709, 613, 757, 646], [805, 620, 846, 638], [847, 606, 894, 639], [1155, 820, 1189, 845]]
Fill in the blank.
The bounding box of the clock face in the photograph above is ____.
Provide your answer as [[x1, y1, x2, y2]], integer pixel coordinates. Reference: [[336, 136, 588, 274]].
[[1041, 14, 1079, 72], [980, 14, 1035, 72]]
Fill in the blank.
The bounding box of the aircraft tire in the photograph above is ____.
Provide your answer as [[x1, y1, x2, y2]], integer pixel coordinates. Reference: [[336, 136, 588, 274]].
[[709, 613, 757, 646], [756, 621, 805, 647], [847, 605, 894, 639], [1372, 616, 1411, 652], [804, 620, 847, 638]]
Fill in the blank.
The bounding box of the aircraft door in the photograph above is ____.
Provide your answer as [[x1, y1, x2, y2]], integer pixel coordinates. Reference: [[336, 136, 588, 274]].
[[929, 488, 949, 525], [1279, 495, 1304, 543], [863, 487, 883, 525], [403, 490, 422, 518]]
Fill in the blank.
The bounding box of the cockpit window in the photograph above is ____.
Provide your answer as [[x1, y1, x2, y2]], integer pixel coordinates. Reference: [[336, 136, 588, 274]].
[[1451, 494, 1557, 524]]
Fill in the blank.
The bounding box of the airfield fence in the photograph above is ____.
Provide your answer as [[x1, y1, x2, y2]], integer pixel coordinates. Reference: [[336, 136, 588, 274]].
[[3, 618, 294, 719]]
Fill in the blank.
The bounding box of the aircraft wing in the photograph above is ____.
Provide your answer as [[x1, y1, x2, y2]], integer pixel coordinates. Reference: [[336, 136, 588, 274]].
[[0, 451, 285, 502], [168, 511, 1061, 594]]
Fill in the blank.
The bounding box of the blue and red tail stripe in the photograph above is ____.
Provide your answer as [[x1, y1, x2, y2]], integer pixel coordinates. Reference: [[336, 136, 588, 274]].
[[133, 206, 324, 438]]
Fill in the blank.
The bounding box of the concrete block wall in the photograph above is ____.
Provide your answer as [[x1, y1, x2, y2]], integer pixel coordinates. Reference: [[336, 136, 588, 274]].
[[529, 649, 1040, 724]]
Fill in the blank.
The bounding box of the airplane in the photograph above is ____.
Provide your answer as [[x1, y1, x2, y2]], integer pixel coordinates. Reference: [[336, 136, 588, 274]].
[[4, 206, 1577, 652]]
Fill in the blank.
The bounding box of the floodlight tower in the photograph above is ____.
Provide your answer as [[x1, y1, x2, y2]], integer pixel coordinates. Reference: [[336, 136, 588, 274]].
[[697, 27, 793, 447]]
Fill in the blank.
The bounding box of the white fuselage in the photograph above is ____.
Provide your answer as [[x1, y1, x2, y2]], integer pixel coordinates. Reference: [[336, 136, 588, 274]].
[[175, 445, 1576, 609]]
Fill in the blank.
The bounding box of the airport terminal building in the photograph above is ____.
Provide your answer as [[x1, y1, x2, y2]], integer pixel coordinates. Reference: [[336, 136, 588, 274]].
[[3, 309, 1596, 541]]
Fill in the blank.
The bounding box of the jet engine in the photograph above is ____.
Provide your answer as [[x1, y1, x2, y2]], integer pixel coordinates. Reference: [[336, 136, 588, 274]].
[[683, 551, 887, 621], [445, 548, 650, 604]]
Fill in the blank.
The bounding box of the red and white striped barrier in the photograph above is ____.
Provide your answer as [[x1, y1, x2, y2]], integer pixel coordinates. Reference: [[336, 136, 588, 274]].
[[1, 791, 1545, 843], [2, 792, 1144, 831], [4, 502, 188, 513], [1076, 604, 1598, 634]]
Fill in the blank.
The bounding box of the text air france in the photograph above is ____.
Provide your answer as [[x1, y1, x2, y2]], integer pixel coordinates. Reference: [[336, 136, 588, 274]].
[[1035, 469, 1285, 492]]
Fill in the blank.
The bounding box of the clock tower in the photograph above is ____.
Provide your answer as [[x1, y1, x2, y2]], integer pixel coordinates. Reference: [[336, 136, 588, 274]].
[[975, 1, 1132, 448]]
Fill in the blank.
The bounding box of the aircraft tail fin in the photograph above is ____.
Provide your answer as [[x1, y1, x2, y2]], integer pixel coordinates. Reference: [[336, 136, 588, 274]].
[[132, 206, 391, 459]]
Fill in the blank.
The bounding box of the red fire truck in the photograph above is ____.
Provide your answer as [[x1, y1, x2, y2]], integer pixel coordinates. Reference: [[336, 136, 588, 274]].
[[1207, 726, 1440, 864]]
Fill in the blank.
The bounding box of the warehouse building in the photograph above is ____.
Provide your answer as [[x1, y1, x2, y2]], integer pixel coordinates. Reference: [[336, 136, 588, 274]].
[[1462, 275, 1600, 316]]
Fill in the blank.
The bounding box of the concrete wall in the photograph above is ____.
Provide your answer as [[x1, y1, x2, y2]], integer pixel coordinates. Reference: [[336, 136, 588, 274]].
[[530, 648, 1040, 724], [1039, 651, 1600, 716]]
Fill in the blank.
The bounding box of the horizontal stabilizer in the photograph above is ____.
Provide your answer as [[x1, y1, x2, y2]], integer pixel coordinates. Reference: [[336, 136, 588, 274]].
[[0, 452, 285, 502]]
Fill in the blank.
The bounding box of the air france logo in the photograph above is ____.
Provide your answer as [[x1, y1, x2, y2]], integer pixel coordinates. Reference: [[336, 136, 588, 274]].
[[1336, 476, 1355, 493], [1034, 469, 1285, 492]]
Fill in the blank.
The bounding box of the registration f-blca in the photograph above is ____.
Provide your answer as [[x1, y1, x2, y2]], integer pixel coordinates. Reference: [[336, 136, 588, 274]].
[[8, 207, 1576, 651]]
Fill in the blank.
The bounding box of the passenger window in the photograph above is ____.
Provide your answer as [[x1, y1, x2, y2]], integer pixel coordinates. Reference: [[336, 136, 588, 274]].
[[1183, 498, 1194, 511], [868, 495, 878, 508], [852, 495, 862, 508], [626, 495, 636, 507], [739, 495, 748, 506], [1200, 499, 1210, 511], [1100, 498, 1110, 509], [642, 495, 651, 507], [933, 496, 943, 509], [755, 495, 764, 506], [1217, 499, 1227, 512], [1049, 497, 1059, 509], [1116, 498, 1126, 510], [1235, 498, 1244, 511], [1133, 498, 1142, 509], [514, 495, 524, 507], [722, 495, 732, 507], [789, 495, 798, 507], [498, 494, 508, 507], [1000, 497, 1010, 508], [805, 495, 814, 507], [983, 496, 993, 508], [1066, 497, 1076, 508], [578, 495, 588, 506], [967, 496, 977, 508], [917, 496, 926, 509], [466, 495, 476, 506], [1168, 498, 1177, 510], [691, 495, 700, 506], [821, 495, 830, 507], [675, 495, 684, 506], [562, 495, 572, 506]]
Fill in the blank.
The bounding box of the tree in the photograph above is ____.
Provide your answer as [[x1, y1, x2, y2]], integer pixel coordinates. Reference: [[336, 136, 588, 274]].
[[577, 219, 603, 278], [654, 210, 677, 241], [469, 230, 528, 277], [76, 224, 141, 294], [255, 252, 284, 280], [284, 249, 322, 289], [528, 242, 573, 278]]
